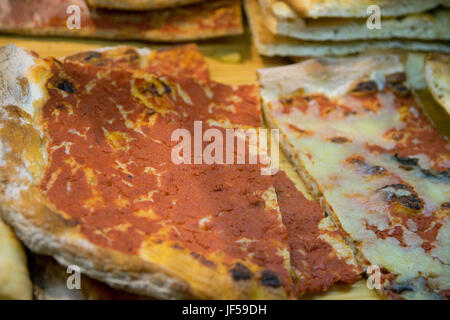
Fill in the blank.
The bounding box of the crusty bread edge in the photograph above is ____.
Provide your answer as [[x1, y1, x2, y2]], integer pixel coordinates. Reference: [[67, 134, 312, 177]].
[[424, 52, 450, 115], [1, 204, 195, 299], [0, 44, 196, 300], [86, 0, 205, 10]]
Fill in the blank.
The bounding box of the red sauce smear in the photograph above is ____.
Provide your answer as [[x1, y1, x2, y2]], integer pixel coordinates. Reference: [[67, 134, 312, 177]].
[[1, 0, 241, 38], [41, 60, 293, 292], [40, 59, 362, 297], [365, 95, 449, 172], [272, 172, 361, 296]]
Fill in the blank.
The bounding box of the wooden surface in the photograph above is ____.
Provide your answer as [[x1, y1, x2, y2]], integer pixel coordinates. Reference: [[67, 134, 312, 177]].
[[5, 30, 442, 300]]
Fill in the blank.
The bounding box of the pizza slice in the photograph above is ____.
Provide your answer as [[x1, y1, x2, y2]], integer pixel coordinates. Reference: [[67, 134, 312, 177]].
[[0, 0, 243, 42], [244, 0, 450, 57], [0, 44, 295, 299], [272, 172, 362, 296], [258, 55, 450, 299], [86, 0, 205, 10], [260, 0, 450, 41], [66, 44, 363, 297]]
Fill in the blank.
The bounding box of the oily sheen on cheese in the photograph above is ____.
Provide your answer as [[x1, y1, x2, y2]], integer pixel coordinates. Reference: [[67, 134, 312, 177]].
[[258, 55, 450, 300]]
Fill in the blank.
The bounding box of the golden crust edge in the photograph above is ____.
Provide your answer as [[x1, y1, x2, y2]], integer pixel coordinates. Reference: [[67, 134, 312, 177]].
[[424, 52, 450, 115]]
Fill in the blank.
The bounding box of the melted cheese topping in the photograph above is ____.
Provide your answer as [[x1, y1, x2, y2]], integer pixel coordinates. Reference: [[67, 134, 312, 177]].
[[261, 75, 450, 299]]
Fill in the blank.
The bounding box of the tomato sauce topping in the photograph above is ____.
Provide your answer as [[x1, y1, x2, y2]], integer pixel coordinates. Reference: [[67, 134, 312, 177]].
[[65, 45, 210, 84], [1, 0, 241, 36], [41, 60, 294, 290], [40, 58, 362, 296], [365, 95, 450, 172], [272, 172, 361, 295]]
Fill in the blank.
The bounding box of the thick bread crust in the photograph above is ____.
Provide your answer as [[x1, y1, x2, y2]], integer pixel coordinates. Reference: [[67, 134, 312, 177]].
[[2, 203, 193, 299], [425, 52, 450, 115], [87, 0, 205, 10], [285, 0, 448, 18], [0, 0, 243, 42], [257, 54, 404, 99], [261, 0, 450, 41], [245, 0, 450, 57]]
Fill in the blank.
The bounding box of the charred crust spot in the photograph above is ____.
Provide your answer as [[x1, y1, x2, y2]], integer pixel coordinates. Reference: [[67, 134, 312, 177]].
[[139, 80, 171, 97], [123, 48, 139, 61], [143, 83, 159, 96], [261, 270, 282, 288], [344, 110, 358, 116], [390, 131, 404, 141], [230, 263, 253, 281], [394, 154, 419, 166], [388, 282, 414, 294], [385, 72, 406, 84], [57, 79, 74, 94], [161, 81, 172, 94], [65, 51, 102, 64], [351, 80, 378, 96], [349, 158, 385, 175], [56, 105, 65, 110], [387, 82, 411, 98], [146, 108, 156, 116], [172, 243, 183, 250], [52, 58, 63, 66], [377, 184, 424, 210], [84, 51, 102, 62], [421, 168, 449, 181], [190, 252, 215, 267], [330, 136, 350, 143], [441, 202, 450, 209]]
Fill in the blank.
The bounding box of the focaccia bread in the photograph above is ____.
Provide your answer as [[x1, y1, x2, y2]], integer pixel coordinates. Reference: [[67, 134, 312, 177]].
[[65, 45, 363, 298], [285, 0, 449, 18], [0, 44, 295, 299], [244, 0, 450, 57], [258, 54, 450, 299], [86, 0, 205, 10], [425, 53, 450, 115], [0, 0, 243, 42], [261, 0, 450, 41]]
